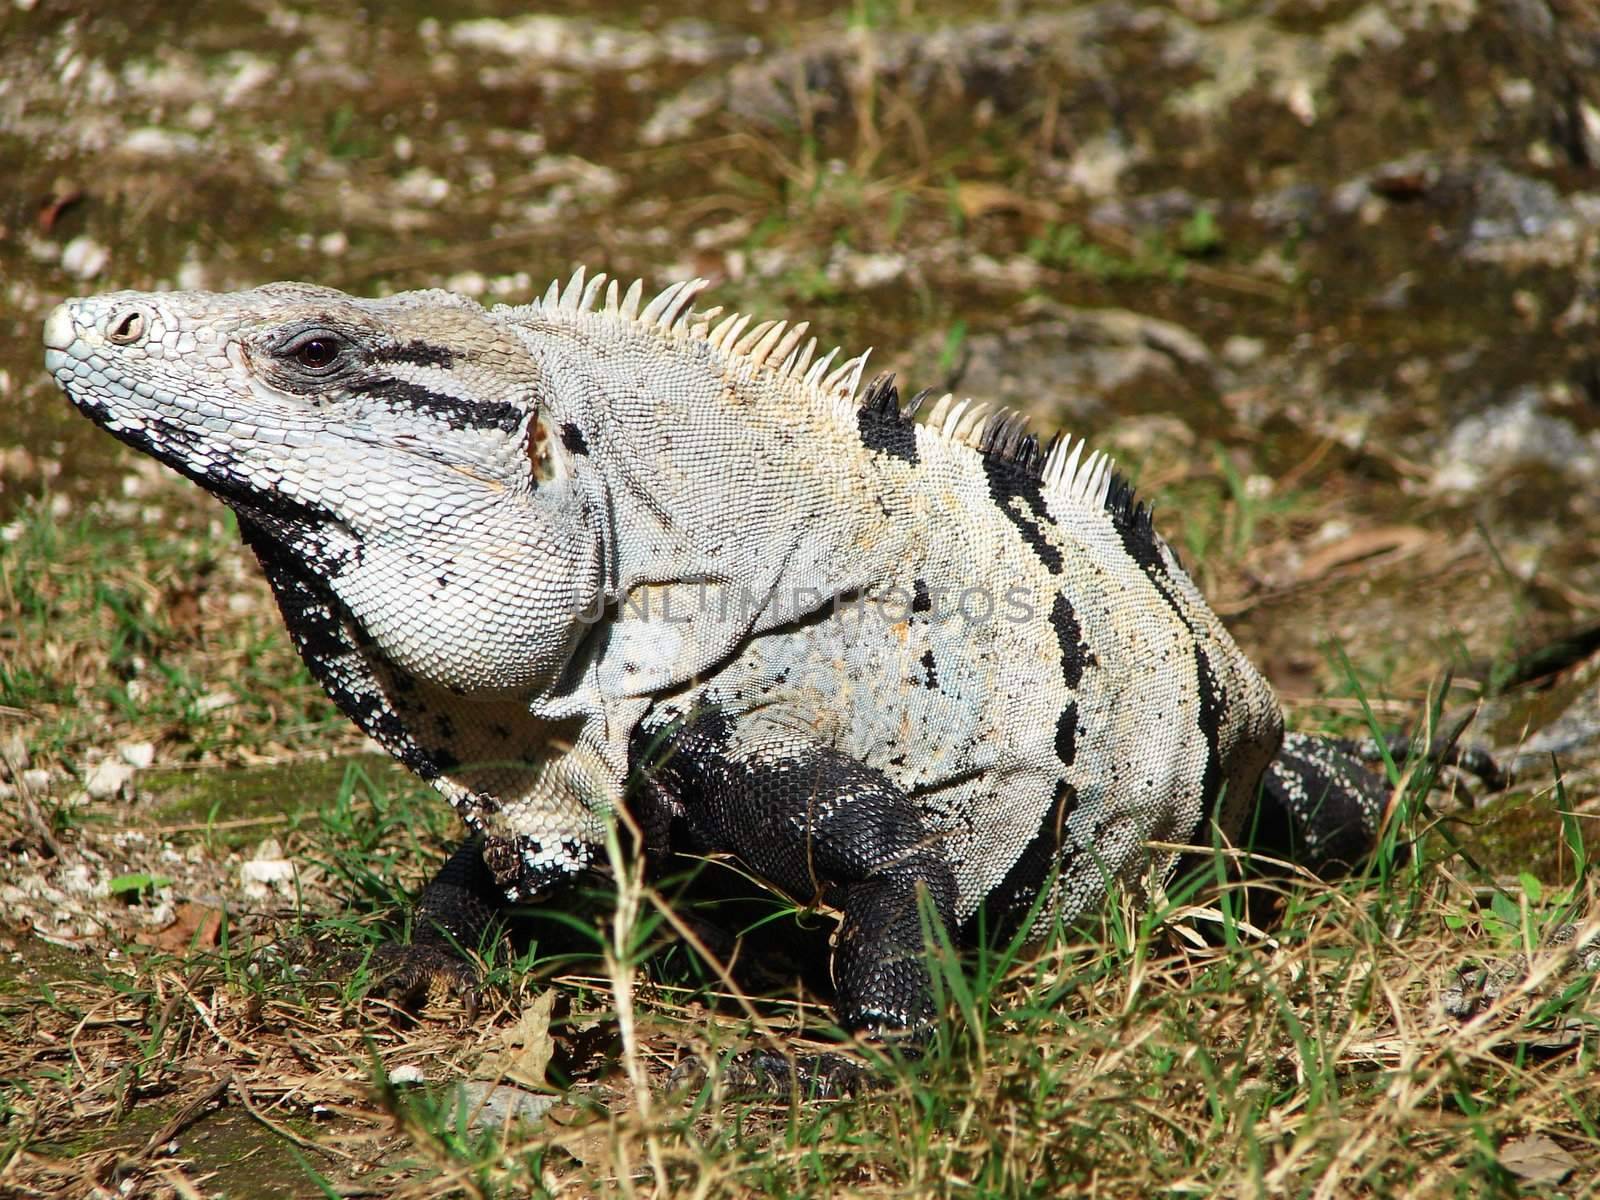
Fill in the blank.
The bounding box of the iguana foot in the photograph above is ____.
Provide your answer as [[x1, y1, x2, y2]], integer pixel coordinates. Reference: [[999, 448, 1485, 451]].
[[364, 940, 483, 1019], [254, 839, 505, 1019], [252, 931, 485, 1017], [1441, 921, 1599, 1024], [668, 1048, 875, 1100], [362, 837, 508, 1016]]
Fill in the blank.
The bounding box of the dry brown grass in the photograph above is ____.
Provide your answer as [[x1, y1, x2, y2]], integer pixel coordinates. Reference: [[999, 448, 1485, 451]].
[[3, 446, 1597, 1200], [2, 789, 1595, 1199]]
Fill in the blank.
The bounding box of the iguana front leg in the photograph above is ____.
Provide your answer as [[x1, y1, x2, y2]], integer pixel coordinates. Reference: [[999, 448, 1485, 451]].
[[638, 710, 960, 1037], [365, 838, 509, 1015]]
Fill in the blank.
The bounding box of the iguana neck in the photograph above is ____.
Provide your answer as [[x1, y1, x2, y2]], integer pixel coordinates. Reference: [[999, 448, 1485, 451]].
[[515, 311, 911, 626]]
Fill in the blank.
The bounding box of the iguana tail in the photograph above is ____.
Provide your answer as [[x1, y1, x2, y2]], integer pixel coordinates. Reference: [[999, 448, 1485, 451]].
[[1253, 729, 1503, 877], [1253, 732, 1394, 877]]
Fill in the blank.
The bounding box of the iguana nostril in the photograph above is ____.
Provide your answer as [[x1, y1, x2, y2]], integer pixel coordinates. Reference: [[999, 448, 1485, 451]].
[[106, 307, 147, 344]]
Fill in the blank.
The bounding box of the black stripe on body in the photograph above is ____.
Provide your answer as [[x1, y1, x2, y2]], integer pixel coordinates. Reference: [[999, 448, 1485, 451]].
[[1048, 594, 1092, 688], [1105, 474, 1238, 861], [1105, 474, 1170, 585], [1192, 643, 1226, 822], [983, 455, 1064, 574], [971, 778, 1080, 938], [1099, 474, 1227, 820], [1054, 702, 1079, 767]]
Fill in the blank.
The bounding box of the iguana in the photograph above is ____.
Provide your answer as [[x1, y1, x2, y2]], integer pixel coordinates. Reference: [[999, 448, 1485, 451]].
[[44, 269, 1391, 1055]]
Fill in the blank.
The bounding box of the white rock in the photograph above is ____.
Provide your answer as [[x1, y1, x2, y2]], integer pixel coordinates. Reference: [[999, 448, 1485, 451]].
[[1066, 132, 1138, 199], [1222, 335, 1266, 368], [83, 758, 135, 800], [457, 1082, 557, 1131], [121, 128, 202, 159], [61, 236, 110, 281], [60, 863, 101, 897], [1432, 386, 1600, 494], [389, 1064, 427, 1086], [1, 730, 29, 770], [118, 742, 156, 769], [448, 15, 658, 70], [1580, 101, 1600, 169], [841, 251, 907, 290], [218, 52, 276, 107], [194, 690, 237, 715], [240, 855, 296, 899], [176, 257, 209, 290], [445, 271, 488, 296], [395, 167, 451, 206]]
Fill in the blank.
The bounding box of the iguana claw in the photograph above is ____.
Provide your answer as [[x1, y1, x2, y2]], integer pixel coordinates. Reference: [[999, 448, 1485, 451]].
[[668, 1049, 875, 1100]]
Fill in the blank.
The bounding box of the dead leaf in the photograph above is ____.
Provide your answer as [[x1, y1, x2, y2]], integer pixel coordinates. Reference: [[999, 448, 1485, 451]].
[[38, 180, 85, 232], [1499, 1134, 1577, 1186], [479, 988, 556, 1090], [952, 181, 1046, 221], [1293, 525, 1434, 585], [544, 1103, 612, 1166], [1369, 161, 1437, 200], [138, 902, 223, 954]]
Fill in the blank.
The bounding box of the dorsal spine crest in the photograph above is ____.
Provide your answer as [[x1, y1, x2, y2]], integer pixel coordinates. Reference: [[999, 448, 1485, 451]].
[[525, 271, 1139, 519]]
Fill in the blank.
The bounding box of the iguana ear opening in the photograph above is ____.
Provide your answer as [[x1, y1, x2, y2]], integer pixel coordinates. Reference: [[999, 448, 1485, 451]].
[[525, 413, 565, 487]]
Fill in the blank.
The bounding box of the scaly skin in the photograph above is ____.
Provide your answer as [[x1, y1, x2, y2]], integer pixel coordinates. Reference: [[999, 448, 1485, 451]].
[[45, 269, 1387, 1045]]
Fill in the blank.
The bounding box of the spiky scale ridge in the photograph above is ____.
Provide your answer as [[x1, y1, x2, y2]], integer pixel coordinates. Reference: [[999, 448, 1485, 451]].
[[538, 274, 1135, 516], [1104, 472, 1158, 544], [977, 411, 1045, 480], [860, 372, 905, 419]]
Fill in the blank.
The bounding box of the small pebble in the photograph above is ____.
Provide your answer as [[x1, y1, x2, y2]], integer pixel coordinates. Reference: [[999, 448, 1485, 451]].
[[60, 236, 109, 281]]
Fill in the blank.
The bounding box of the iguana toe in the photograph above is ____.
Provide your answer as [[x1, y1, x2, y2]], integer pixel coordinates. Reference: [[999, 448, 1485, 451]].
[[669, 1048, 874, 1100], [367, 941, 484, 1020]]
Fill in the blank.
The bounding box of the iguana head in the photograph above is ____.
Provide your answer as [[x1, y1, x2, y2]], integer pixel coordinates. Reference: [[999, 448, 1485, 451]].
[[43, 282, 575, 510], [45, 283, 601, 698]]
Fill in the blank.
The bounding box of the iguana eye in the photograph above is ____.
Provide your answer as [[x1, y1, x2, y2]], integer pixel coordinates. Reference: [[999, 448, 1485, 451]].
[[295, 337, 340, 370], [279, 329, 347, 373]]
